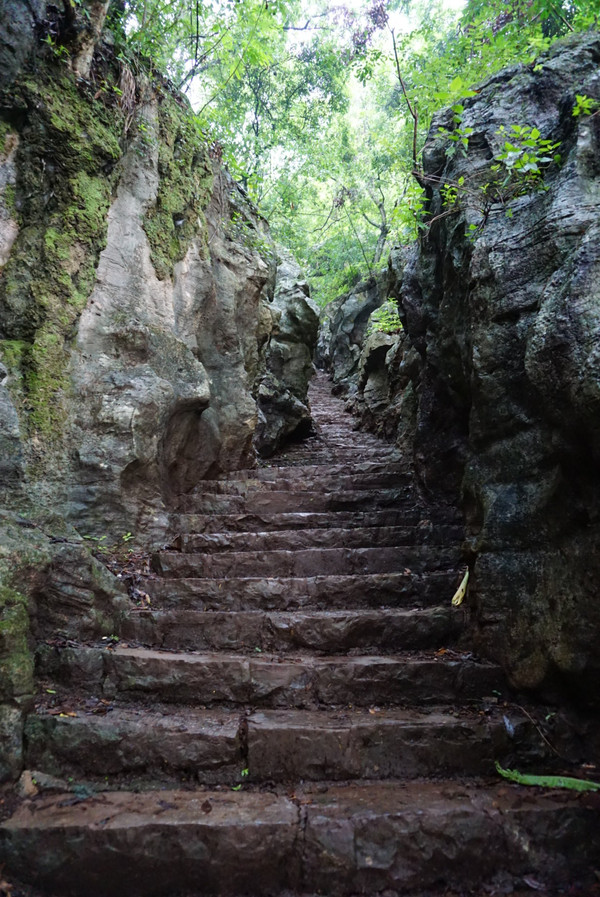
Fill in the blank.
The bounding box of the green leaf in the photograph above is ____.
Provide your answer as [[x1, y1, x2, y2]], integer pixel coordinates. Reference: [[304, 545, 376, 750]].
[[495, 762, 600, 792]]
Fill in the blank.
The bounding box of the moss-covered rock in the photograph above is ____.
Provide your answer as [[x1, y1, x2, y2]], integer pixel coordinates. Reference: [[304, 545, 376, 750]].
[[0, 586, 33, 701], [142, 91, 213, 280], [0, 60, 123, 459], [0, 704, 24, 783], [0, 506, 128, 781]]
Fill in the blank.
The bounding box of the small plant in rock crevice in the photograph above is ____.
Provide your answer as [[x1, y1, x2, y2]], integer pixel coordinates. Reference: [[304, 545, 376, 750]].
[[572, 94, 600, 118], [432, 113, 562, 240], [366, 301, 402, 337], [437, 103, 476, 159]]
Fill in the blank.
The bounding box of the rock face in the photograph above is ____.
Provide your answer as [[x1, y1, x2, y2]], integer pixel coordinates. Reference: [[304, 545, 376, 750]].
[[0, 0, 45, 90], [0, 2, 316, 783], [391, 32, 600, 702], [68, 106, 275, 537], [0, 507, 128, 781], [255, 252, 319, 456], [317, 273, 387, 394], [0, 12, 316, 542]]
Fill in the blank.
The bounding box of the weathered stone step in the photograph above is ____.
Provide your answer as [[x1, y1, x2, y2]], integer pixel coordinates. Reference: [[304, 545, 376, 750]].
[[176, 487, 414, 514], [1, 782, 595, 896], [139, 569, 460, 611], [270, 443, 400, 456], [176, 523, 464, 553], [121, 606, 462, 653], [223, 459, 409, 481], [267, 454, 401, 468], [151, 546, 462, 579], [37, 645, 505, 707], [194, 471, 411, 495], [23, 705, 542, 785], [171, 507, 461, 534]]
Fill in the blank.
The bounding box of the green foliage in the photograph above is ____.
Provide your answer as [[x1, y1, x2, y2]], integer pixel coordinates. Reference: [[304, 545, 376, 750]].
[[112, 0, 595, 310], [366, 301, 402, 337], [118, 0, 293, 92], [441, 176, 464, 208], [41, 34, 71, 62], [437, 106, 475, 159], [496, 761, 600, 792], [493, 125, 561, 193], [573, 94, 600, 117], [436, 121, 562, 240]]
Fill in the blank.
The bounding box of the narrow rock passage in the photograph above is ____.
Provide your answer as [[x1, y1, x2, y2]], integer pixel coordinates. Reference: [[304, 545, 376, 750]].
[[1, 373, 597, 896]]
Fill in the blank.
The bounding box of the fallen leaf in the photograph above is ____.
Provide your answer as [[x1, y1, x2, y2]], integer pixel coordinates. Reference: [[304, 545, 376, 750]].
[[523, 875, 546, 890], [451, 569, 469, 606]]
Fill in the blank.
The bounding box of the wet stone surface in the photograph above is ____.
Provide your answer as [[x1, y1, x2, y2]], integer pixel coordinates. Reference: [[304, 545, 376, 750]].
[[2, 371, 599, 896]]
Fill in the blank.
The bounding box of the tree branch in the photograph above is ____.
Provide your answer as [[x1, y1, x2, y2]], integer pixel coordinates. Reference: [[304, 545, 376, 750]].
[[360, 209, 380, 229], [390, 28, 424, 187], [343, 206, 372, 274]]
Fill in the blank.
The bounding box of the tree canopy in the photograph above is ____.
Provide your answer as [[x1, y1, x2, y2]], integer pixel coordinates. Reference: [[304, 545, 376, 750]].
[[111, 0, 598, 306]]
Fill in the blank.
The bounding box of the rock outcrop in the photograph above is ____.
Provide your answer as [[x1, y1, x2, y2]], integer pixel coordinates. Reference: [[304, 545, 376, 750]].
[[316, 272, 387, 394], [0, 0, 45, 90], [0, 1, 317, 784], [255, 252, 319, 456], [393, 32, 600, 703], [0, 507, 128, 781], [316, 33, 600, 706], [0, 8, 317, 543]]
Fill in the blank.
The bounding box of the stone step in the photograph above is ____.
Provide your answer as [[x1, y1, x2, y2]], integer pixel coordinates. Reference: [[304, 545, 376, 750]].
[[176, 487, 415, 515], [192, 471, 412, 495], [223, 459, 409, 481], [267, 456, 401, 468], [121, 606, 462, 653], [151, 546, 462, 579], [23, 705, 544, 785], [176, 523, 464, 553], [139, 569, 461, 611], [37, 645, 506, 708], [171, 508, 462, 535], [1, 782, 595, 896], [268, 444, 400, 457]]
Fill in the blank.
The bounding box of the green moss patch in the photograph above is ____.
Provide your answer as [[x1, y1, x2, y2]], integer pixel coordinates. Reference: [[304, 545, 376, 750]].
[[0, 62, 124, 456], [143, 93, 213, 280], [0, 587, 33, 701]]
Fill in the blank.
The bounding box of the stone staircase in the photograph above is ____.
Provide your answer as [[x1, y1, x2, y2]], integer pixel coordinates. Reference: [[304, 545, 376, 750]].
[[1, 373, 598, 896]]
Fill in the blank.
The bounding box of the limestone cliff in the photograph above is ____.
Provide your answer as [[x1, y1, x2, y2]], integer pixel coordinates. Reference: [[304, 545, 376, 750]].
[[323, 32, 600, 705], [0, 5, 318, 540], [0, 1, 317, 781]]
